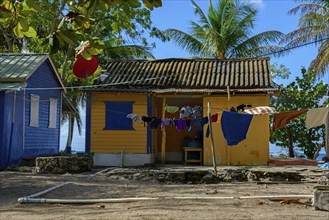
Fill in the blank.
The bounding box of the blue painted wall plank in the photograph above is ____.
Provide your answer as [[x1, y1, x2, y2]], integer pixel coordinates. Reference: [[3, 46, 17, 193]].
[[0, 59, 62, 167], [24, 61, 61, 152], [0, 92, 5, 167], [1, 91, 24, 167]]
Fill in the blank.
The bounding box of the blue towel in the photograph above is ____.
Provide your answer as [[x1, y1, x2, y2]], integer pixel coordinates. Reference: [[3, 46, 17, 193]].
[[317, 162, 329, 169], [221, 111, 253, 146]]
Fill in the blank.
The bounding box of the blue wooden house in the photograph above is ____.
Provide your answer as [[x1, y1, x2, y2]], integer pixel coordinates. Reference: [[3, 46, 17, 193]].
[[0, 54, 73, 167]]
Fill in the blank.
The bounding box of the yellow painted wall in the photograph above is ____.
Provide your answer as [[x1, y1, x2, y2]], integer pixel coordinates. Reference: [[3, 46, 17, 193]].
[[203, 94, 270, 166], [90, 92, 148, 154]]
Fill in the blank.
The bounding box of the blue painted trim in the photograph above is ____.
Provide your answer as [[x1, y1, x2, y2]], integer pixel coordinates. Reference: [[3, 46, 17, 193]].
[[85, 93, 91, 153], [147, 96, 152, 154], [0, 92, 4, 151]]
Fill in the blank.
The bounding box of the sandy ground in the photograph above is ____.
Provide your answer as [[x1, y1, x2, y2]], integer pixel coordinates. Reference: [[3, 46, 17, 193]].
[[0, 166, 328, 220]]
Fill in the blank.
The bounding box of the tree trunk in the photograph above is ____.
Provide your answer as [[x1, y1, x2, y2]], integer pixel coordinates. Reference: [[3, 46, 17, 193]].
[[286, 127, 294, 158], [0, 27, 14, 52], [65, 115, 74, 153]]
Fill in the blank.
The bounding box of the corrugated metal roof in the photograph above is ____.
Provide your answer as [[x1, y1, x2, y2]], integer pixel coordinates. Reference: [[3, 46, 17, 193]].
[[97, 58, 276, 93], [0, 53, 66, 92], [0, 53, 48, 82], [0, 82, 24, 91]]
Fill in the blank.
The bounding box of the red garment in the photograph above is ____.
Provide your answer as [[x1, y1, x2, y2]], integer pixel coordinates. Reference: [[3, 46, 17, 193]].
[[211, 113, 218, 122], [272, 109, 308, 131]]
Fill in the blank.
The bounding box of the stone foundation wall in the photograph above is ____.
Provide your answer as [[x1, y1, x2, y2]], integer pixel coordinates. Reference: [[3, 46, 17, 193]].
[[314, 186, 329, 211], [36, 156, 93, 174]]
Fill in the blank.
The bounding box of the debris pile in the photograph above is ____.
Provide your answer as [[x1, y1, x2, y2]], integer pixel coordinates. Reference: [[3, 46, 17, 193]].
[[36, 156, 93, 174]]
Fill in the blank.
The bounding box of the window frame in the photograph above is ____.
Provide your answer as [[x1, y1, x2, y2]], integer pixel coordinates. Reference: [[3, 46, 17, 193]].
[[48, 98, 57, 128], [30, 94, 40, 127]]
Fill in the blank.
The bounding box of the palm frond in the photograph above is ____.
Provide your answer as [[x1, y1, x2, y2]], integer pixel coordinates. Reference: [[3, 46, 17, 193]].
[[233, 31, 285, 58], [289, 3, 328, 15], [309, 39, 329, 78], [235, 46, 288, 59], [299, 12, 328, 27], [107, 45, 155, 59], [164, 28, 205, 56], [281, 25, 329, 47], [191, 0, 210, 28]]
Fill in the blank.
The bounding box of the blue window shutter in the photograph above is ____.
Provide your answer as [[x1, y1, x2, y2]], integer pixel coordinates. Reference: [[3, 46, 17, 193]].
[[104, 101, 134, 130]]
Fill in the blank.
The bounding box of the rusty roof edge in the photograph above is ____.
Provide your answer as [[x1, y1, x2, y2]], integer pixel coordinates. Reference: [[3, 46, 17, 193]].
[[107, 57, 271, 63], [87, 87, 278, 94]]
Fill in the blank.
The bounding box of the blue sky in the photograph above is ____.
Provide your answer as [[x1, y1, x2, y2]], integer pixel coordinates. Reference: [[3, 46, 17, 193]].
[[60, 0, 329, 152], [149, 0, 327, 84]]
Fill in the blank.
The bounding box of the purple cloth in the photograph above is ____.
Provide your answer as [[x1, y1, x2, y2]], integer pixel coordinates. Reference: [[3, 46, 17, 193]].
[[174, 119, 188, 131], [161, 118, 171, 130]]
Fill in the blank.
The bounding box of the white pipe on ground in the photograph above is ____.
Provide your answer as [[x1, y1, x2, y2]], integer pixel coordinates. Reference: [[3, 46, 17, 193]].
[[28, 182, 72, 198], [18, 194, 313, 204], [239, 195, 313, 200], [17, 181, 314, 204], [18, 197, 159, 204], [89, 168, 114, 178], [173, 196, 234, 200]]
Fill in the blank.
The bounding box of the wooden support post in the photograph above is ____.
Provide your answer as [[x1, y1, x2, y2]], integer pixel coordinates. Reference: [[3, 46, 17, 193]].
[[226, 86, 230, 166], [154, 96, 159, 162], [207, 102, 217, 174], [325, 105, 329, 158], [161, 97, 166, 164]]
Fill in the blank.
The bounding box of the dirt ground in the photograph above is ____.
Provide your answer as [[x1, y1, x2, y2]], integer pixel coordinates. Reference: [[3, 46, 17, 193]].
[[0, 166, 328, 220]]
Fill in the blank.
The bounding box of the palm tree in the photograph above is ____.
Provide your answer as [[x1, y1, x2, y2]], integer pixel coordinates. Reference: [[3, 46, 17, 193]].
[[164, 0, 285, 59], [280, 0, 329, 78]]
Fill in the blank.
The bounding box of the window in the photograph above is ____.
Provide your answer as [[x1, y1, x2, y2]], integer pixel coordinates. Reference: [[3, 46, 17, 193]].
[[49, 98, 57, 128], [104, 101, 133, 130], [30, 94, 39, 127]]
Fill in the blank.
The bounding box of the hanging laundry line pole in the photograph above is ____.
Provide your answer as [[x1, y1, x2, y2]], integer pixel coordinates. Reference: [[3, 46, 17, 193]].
[[207, 102, 217, 174], [161, 97, 166, 164], [226, 86, 231, 166]]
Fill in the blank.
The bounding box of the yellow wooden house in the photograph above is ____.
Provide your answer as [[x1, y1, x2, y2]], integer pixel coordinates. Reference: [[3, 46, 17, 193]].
[[85, 58, 278, 166]]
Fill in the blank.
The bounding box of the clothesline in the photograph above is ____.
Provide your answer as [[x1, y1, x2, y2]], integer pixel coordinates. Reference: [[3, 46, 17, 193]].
[[126, 106, 329, 147], [126, 111, 254, 146]]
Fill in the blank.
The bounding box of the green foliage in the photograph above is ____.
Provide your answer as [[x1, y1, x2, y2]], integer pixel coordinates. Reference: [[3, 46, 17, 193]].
[[164, 0, 285, 58], [0, 0, 163, 56], [270, 63, 291, 80], [0, 0, 38, 38], [270, 67, 329, 159], [0, 0, 164, 150]]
